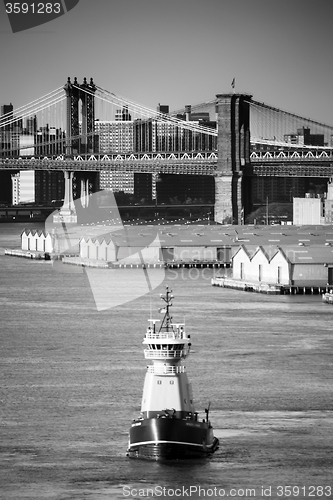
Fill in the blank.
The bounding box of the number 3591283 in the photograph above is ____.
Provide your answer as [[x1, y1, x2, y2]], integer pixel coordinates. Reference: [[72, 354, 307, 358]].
[[5, 3, 62, 14]]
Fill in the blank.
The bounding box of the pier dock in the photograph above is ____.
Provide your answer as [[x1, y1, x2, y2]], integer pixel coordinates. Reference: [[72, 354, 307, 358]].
[[211, 276, 333, 295]]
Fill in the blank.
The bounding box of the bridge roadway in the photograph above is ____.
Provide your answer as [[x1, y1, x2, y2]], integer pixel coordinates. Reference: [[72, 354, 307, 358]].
[[250, 148, 333, 176], [249, 161, 333, 177], [0, 152, 218, 175], [1, 149, 333, 177]]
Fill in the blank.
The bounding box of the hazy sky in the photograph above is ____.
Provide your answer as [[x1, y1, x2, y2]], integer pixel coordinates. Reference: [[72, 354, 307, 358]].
[[1, 0, 333, 125]]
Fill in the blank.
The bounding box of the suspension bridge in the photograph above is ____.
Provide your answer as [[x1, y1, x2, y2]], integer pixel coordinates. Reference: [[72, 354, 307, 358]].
[[1, 77, 333, 223]]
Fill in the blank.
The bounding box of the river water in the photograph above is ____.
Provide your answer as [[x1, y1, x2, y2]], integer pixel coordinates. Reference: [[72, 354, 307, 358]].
[[0, 223, 332, 500]]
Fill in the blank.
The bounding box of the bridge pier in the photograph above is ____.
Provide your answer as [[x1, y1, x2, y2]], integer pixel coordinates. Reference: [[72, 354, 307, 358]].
[[214, 92, 252, 224], [214, 176, 232, 223], [214, 173, 243, 224], [80, 178, 90, 208], [53, 171, 77, 224]]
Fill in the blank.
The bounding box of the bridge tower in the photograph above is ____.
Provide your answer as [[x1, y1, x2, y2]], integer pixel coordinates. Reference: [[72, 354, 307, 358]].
[[215, 93, 252, 224], [64, 76, 96, 155], [79, 77, 96, 154], [64, 77, 80, 156], [54, 77, 96, 224]]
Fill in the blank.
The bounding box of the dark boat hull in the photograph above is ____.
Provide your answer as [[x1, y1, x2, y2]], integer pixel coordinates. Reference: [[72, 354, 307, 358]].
[[127, 417, 219, 460]]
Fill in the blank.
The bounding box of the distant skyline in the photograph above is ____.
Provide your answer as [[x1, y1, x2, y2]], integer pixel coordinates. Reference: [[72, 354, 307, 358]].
[[1, 0, 333, 125]]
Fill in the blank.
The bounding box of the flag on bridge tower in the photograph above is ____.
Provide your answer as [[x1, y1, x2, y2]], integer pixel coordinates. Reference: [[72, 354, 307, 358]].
[[231, 78, 235, 90]]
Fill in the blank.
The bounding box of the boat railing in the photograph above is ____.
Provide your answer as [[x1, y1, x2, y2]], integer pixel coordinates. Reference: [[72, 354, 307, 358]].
[[147, 365, 186, 374], [145, 331, 187, 340], [144, 348, 188, 359]]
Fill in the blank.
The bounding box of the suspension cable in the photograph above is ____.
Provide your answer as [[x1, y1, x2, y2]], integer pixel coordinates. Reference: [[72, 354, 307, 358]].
[[89, 85, 217, 137], [0, 88, 63, 122], [0, 93, 65, 129]]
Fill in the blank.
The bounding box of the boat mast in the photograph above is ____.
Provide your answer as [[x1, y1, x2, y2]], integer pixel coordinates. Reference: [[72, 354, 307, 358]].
[[158, 286, 174, 333]]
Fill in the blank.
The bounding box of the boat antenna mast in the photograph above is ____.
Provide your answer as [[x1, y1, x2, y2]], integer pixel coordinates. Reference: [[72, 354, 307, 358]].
[[205, 401, 211, 424], [158, 286, 174, 332]]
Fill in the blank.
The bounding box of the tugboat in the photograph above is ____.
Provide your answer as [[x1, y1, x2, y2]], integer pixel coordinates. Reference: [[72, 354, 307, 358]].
[[127, 286, 219, 460]]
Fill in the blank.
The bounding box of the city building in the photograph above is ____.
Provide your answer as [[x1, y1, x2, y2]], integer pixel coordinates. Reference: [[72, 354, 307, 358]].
[[133, 116, 216, 153], [157, 104, 169, 114], [0, 103, 22, 156], [134, 173, 152, 203], [19, 134, 35, 155], [252, 177, 306, 205], [12, 169, 65, 206], [323, 178, 333, 224], [35, 125, 65, 155], [35, 171, 64, 205], [115, 105, 131, 121], [95, 111, 135, 194], [1, 102, 67, 204], [293, 178, 333, 225], [11, 173, 20, 205], [293, 195, 324, 225], [11, 171, 35, 204], [0, 103, 17, 203], [0, 103, 15, 153], [95, 120, 133, 153], [284, 127, 325, 147], [156, 174, 214, 204]]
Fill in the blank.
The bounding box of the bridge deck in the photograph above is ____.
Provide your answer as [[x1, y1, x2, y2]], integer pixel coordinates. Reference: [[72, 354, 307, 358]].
[[1, 149, 333, 177]]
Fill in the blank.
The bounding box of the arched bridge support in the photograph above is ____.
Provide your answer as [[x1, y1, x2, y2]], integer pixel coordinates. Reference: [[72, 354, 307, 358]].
[[214, 92, 252, 224]]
